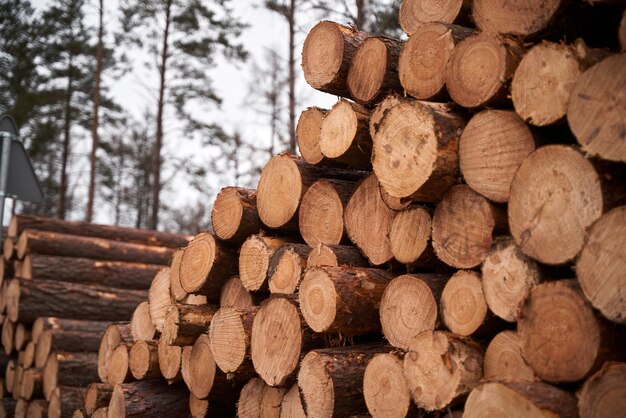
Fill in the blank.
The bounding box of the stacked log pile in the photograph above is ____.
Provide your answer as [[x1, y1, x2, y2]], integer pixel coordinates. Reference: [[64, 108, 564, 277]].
[[46, 0, 626, 417], [0, 215, 190, 417]]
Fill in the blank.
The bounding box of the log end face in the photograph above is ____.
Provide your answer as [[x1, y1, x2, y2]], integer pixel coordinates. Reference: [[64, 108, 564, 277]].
[[268, 250, 303, 295], [6, 279, 19, 323], [238, 377, 265, 418], [106, 344, 129, 386], [42, 353, 58, 401], [129, 340, 151, 380], [320, 100, 359, 159], [180, 234, 215, 293], [108, 386, 125, 418], [484, 331, 537, 382], [131, 301, 156, 342], [209, 307, 247, 374], [281, 384, 307, 418], [257, 154, 302, 229], [399, 0, 463, 34], [299, 180, 344, 247], [189, 334, 216, 399], [472, 0, 562, 37], [158, 336, 183, 382], [300, 268, 337, 333], [239, 236, 271, 291], [298, 351, 334, 418], [441, 270, 488, 336], [219, 276, 254, 310], [389, 206, 431, 264], [363, 353, 411, 418], [34, 330, 52, 368], [297, 107, 328, 165], [579, 362, 626, 418], [347, 38, 388, 104], [464, 382, 548, 418], [307, 244, 339, 268], [212, 187, 244, 241], [302, 21, 346, 90]]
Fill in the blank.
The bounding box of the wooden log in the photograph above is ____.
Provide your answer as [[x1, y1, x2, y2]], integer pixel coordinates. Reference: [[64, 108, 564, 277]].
[[3, 237, 14, 262], [403, 330, 483, 411], [19, 254, 160, 289], [568, 54, 626, 162], [280, 384, 306, 418], [157, 334, 181, 382], [484, 331, 537, 382], [509, 145, 603, 265], [16, 230, 174, 264], [260, 384, 285, 418], [97, 323, 132, 383], [577, 206, 626, 324], [482, 236, 541, 322], [106, 343, 134, 386], [85, 383, 113, 416], [347, 36, 403, 105], [179, 232, 238, 298], [306, 244, 368, 268], [267, 244, 312, 294], [12, 364, 23, 400], [43, 352, 99, 400], [239, 235, 293, 292], [14, 324, 30, 351], [129, 340, 160, 380], [25, 399, 47, 418], [459, 110, 536, 203], [5, 360, 14, 395], [209, 306, 258, 374], [380, 273, 449, 350], [22, 341, 35, 369], [211, 187, 262, 244], [371, 99, 465, 202], [72, 410, 86, 418], [32, 317, 110, 345], [130, 301, 155, 342], [399, 0, 466, 34], [445, 33, 524, 108], [363, 352, 414, 418], [579, 362, 626, 418], [432, 185, 506, 269], [6, 278, 147, 323], [219, 276, 256, 310], [188, 393, 208, 418], [180, 345, 193, 389], [35, 329, 103, 368], [238, 377, 265, 418], [299, 179, 355, 246], [388, 206, 434, 267], [399, 23, 472, 100], [298, 345, 386, 418], [302, 21, 369, 97], [20, 368, 43, 399], [14, 398, 26, 418], [168, 248, 187, 301], [162, 303, 217, 346], [48, 386, 85, 418], [1, 319, 13, 355], [344, 174, 396, 265], [107, 381, 189, 417], [91, 407, 107, 418], [8, 214, 190, 248], [299, 266, 394, 335], [296, 107, 330, 166], [148, 268, 173, 333]]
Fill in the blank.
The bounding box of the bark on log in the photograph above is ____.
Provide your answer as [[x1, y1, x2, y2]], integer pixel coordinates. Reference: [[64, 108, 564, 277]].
[[363, 352, 414, 418], [209, 306, 258, 374], [48, 386, 85, 418], [32, 317, 110, 345], [85, 383, 113, 416], [299, 266, 394, 335], [399, 0, 466, 34], [239, 235, 293, 292], [296, 107, 330, 166], [388, 206, 435, 267], [267, 244, 312, 294], [211, 187, 263, 244], [43, 352, 99, 401], [129, 340, 160, 380], [484, 331, 537, 382], [578, 361, 626, 418], [35, 329, 103, 368], [302, 21, 369, 97], [157, 334, 181, 382], [162, 303, 217, 346], [219, 276, 257, 310], [306, 244, 368, 268], [16, 230, 174, 265], [0, 398, 16, 418], [107, 381, 189, 418], [130, 301, 155, 342], [280, 384, 305, 418], [97, 323, 132, 383]]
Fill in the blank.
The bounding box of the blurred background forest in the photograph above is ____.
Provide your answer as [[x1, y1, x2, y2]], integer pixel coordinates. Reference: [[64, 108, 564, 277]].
[[0, 0, 401, 233]]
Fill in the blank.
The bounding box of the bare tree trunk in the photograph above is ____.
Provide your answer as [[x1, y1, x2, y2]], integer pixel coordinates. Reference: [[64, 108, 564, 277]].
[[288, 0, 296, 153], [355, 0, 366, 29], [59, 54, 74, 220]]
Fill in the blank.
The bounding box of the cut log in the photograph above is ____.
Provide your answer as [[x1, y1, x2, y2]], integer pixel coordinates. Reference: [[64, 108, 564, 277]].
[[14, 398, 25, 418], [399, 0, 466, 34], [14, 324, 30, 351], [577, 206, 626, 324], [302, 21, 368, 97], [344, 174, 396, 265], [211, 187, 262, 244], [399, 23, 473, 100], [379, 273, 448, 350], [280, 384, 306, 418], [260, 384, 285, 418], [238, 377, 265, 418], [162, 303, 217, 346], [388, 206, 433, 266], [16, 230, 174, 264], [579, 362, 626, 418], [169, 248, 187, 301], [459, 110, 535, 203], [97, 323, 132, 383], [299, 179, 355, 246], [299, 266, 394, 335], [239, 235, 292, 292], [179, 232, 238, 297], [512, 40, 610, 127], [484, 331, 537, 382], [20, 367, 43, 399], [107, 381, 189, 417], [464, 381, 578, 418], [371, 100, 465, 201], [6, 278, 147, 323], [19, 254, 160, 289], [306, 244, 368, 268], [32, 317, 110, 345], [188, 333, 215, 399], [25, 399, 47, 418], [180, 345, 193, 389], [219, 276, 255, 310], [157, 334, 181, 382], [3, 237, 14, 262], [130, 301, 155, 342], [85, 383, 113, 416], [12, 364, 23, 400], [147, 268, 172, 334], [445, 33, 524, 108], [48, 386, 85, 418], [297, 107, 329, 165], [189, 393, 208, 418], [22, 341, 35, 369], [347, 36, 403, 105], [35, 329, 103, 368], [432, 185, 506, 269], [5, 360, 15, 395], [106, 343, 133, 386], [404, 330, 483, 411], [129, 340, 160, 380], [43, 352, 99, 401], [440, 270, 494, 336], [298, 345, 385, 418], [509, 145, 603, 265], [568, 54, 626, 162], [91, 408, 107, 418], [363, 353, 413, 418], [209, 306, 258, 374], [8, 214, 190, 248], [2, 319, 13, 355], [482, 237, 541, 322], [267, 244, 312, 294]]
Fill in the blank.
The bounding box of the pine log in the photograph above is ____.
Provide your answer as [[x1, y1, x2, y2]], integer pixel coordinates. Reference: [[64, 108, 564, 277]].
[[35, 329, 103, 368], [162, 303, 217, 346], [180, 345, 193, 389], [399, 0, 466, 34], [107, 381, 189, 417], [260, 384, 285, 418], [1, 320, 13, 355], [22, 341, 35, 369], [25, 399, 47, 418], [296, 107, 330, 166], [209, 306, 258, 374], [85, 383, 113, 416], [188, 393, 208, 418], [239, 235, 293, 292], [519, 280, 625, 383], [12, 364, 23, 400], [464, 381, 578, 418], [299, 266, 394, 335], [238, 377, 265, 418], [568, 54, 626, 162], [14, 324, 30, 351], [147, 268, 173, 334], [388, 206, 435, 267], [5, 360, 15, 395], [459, 110, 536, 203], [20, 368, 43, 400], [97, 323, 132, 383], [6, 278, 147, 323], [579, 362, 626, 418], [130, 301, 155, 342], [179, 232, 238, 298], [577, 206, 626, 324], [344, 174, 396, 265], [347, 36, 403, 105], [3, 238, 14, 262], [267, 244, 312, 294], [298, 345, 386, 418], [8, 214, 190, 248], [302, 21, 369, 97], [19, 254, 160, 289], [32, 317, 110, 345], [91, 407, 107, 418], [16, 230, 174, 264], [380, 273, 449, 350], [508, 145, 603, 265], [399, 23, 473, 100], [445, 33, 524, 108], [306, 244, 368, 268], [403, 330, 483, 411], [211, 187, 262, 244], [280, 384, 306, 418], [48, 386, 85, 418], [363, 352, 414, 418], [299, 179, 355, 246], [371, 99, 465, 201], [169, 248, 187, 301], [72, 410, 85, 418], [432, 185, 506, 269], [106, 343, 134, 386], [14, 398, 25, 417], [219, 276, 256, 310], [157, 334, 181, 382], [43, 352, 99, 400], [129, 340, 160, 380], [484, 331, 537, 382], [482, 237, 541, 322]]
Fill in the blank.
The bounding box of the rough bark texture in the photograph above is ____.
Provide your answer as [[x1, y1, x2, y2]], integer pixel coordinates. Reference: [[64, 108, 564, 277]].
[[35, 329, 103, 368], [107, 381, 189, 417], [32, 317, 110, 346], [85, 383, 113, 416], [211, 187, 263, 244], [48, 386, 86, 418], [162, 303, 217, 346], [43, 352, 99, 401], [306, 244, 368, 268]]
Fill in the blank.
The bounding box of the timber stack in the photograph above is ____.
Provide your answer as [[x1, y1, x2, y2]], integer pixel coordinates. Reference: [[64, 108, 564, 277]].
[[24, 0, 626, 416], [0, 215, 190, 417]]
